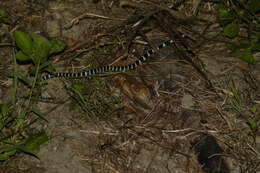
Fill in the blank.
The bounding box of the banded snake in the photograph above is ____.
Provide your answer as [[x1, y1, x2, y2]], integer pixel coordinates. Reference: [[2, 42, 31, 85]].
[[42, 39, 174, 80]]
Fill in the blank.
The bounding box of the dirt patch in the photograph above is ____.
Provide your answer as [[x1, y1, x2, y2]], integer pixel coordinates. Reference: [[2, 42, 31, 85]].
[[0, 0, 259, 173]]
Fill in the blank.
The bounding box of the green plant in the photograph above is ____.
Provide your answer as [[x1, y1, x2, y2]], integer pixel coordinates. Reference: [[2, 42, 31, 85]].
[[230, 87, 260, 142], [246, 105, 259, 141], [0, 104, 10, 133], [68, 77, 121, 120], [218, 0, 260, 65], [0, 10, 11, 24], [0, 103, 50, 161], [0, 131, 50, 161], [14, 31, 66, 76], [0, 31, 65, 162]]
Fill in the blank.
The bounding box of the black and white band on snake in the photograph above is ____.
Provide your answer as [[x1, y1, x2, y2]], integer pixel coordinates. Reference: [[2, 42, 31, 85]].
[[42, 39, 174, 80]]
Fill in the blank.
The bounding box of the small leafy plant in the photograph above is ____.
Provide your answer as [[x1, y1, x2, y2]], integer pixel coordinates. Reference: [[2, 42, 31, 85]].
[[0, 104, 50, 161], [0, 31, 66, 162], [14, 31, 66, 77], [230, 87, 260, 142], [0, 10, 11, 24], [218, 0, 260, 65], [246, 105, 259, 141], [69, 77, 121, 120]]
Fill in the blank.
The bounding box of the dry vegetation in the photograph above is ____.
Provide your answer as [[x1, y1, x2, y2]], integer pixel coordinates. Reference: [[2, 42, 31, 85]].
[[0, 0, 259, 173]]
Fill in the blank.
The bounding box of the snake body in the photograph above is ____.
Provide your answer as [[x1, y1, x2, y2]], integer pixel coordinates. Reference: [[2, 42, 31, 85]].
[[42, 40, 173, 80]]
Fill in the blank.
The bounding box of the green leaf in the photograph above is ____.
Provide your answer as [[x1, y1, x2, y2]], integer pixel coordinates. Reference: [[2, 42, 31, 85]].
[[246, 118, 258, 133], [15, 146, 39, 159], [19, 132, 49, 152], [31, 34, 51, 64], [0, 149, 16, 161], [0, 104, 9, 118], [232, 48, 257, 65], [15, 51, 32, 61], [14, 31, 33, 55], [250, 105, 257, 114], [218, 4, 236, 26], [223, 23, 239, 38], [240, 49, 257, 65], [49, 39, 66, 55], [0, 10, 12, 24]]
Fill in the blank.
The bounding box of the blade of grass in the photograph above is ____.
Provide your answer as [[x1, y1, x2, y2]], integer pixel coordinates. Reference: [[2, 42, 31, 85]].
[[31, 108, 48, 122], [11, 48, 18, 105]]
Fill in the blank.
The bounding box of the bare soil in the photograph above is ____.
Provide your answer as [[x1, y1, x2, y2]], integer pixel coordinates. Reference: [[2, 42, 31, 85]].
[[0, 0, 259, 173]]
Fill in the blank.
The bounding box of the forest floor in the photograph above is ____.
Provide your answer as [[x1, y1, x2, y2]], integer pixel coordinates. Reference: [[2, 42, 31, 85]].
[[0, 0, 259, 173]]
